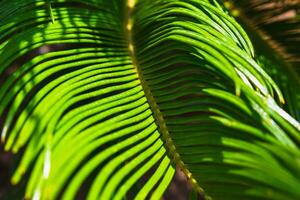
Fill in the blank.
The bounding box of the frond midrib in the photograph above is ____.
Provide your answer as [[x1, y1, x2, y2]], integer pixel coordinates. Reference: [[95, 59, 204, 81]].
[[125, 0, 205, 196]]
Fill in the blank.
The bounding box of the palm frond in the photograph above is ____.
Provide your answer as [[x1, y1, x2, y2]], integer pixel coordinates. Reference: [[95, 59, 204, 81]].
[[0, 0, 300, 200]]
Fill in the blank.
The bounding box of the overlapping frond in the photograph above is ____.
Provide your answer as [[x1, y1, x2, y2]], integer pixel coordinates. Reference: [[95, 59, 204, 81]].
[[225, 0, 300, 120], [0, 0, 300, 200], [228, 0, 300, 65]]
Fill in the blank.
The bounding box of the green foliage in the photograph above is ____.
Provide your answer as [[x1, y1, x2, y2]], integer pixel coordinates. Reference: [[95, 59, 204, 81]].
[[0, 0, 300, 199], [227, 0, 300, 121]]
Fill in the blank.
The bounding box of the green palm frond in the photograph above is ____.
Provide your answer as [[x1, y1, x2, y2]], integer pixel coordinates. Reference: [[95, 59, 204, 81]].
[[1, 0, 300, 200]]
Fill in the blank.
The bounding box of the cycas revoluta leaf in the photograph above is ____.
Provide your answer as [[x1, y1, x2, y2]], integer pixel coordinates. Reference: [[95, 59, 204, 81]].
[[0, 0, 300, 200]]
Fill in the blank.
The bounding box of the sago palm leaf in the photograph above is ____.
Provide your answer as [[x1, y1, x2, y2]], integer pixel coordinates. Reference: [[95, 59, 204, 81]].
[[0, 0, 300, 199]]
